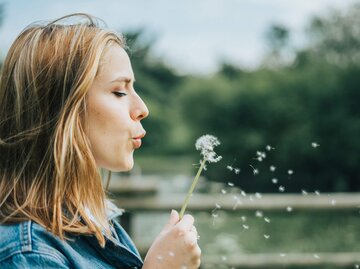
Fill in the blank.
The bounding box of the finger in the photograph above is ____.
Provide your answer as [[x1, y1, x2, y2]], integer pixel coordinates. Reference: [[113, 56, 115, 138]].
[[176, 214, 194, 231], [163, 209, 180, 231]]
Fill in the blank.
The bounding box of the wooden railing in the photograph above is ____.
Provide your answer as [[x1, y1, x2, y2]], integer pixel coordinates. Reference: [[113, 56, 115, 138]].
[[108, 178, 360, 268]]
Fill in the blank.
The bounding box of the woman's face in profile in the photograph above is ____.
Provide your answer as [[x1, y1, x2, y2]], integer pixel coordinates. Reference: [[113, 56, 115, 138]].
[[85, 45, 149, 171]]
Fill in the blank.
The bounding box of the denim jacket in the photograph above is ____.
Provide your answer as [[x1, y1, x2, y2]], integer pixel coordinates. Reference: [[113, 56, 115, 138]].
[[0, 201, 143, 268]]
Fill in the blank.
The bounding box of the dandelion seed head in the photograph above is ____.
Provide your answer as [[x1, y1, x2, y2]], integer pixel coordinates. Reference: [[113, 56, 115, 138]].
[[195, 135, 222, 163]]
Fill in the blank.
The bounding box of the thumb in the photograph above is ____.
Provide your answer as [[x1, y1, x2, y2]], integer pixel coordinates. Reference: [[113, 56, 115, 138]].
[[162, 209, 179, 231]]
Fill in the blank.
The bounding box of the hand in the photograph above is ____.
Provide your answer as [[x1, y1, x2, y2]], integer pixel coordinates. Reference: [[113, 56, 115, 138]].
[[142, 210, 201, 269]]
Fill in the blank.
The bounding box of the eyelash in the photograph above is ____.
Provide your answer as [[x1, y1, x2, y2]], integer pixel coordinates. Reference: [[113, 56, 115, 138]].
[[113, 91, 127, 97]]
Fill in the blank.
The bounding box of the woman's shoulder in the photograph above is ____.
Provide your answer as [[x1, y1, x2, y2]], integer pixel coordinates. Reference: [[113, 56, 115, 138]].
[[0, 221, 70, 267]]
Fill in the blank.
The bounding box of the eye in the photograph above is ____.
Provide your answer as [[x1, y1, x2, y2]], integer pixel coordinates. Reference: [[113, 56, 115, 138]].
[[113, 91, 127, 97]]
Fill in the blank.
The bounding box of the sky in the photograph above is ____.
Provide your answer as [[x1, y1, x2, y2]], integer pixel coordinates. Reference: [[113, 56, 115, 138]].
[[0, 0, 358, 74]]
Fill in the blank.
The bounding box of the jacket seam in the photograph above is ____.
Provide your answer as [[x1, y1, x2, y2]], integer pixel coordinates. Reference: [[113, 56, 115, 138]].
[[0, 249, 69, 266]]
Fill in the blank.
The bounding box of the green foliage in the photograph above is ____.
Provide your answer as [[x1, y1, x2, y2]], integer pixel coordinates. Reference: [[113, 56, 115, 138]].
[[105, 4, 360, 192]]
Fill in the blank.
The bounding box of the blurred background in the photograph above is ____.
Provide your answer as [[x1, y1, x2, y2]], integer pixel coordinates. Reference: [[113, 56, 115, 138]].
[[1, 1, 360, 268]]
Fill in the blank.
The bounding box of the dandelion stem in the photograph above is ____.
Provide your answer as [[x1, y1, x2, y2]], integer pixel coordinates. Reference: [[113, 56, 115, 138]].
[[179, 158, 207, 218]]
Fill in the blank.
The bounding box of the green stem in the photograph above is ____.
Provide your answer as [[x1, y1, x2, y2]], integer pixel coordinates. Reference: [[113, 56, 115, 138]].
[[179, 158, 207, 218]]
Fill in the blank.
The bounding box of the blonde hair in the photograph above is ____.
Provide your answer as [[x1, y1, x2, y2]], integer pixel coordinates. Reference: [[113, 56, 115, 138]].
[[0, 13, 125, 247]]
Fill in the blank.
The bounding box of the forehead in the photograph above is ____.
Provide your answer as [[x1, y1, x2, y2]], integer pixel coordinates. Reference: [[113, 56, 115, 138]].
[[97, 44, 134, 81]]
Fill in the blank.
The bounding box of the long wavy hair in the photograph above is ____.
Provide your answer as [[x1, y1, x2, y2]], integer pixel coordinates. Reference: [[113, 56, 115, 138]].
[[0, 13, 125, 247]]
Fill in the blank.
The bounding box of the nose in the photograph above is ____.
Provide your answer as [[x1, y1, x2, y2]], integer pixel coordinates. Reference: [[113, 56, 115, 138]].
[[131, 93, 149, 121]]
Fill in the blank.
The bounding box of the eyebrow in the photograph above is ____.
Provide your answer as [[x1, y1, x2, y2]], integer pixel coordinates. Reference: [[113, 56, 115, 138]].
[[110, 76, 136, 84]]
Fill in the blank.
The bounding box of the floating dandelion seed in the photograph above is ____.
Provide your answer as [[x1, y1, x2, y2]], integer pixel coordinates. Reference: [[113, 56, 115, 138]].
[[241, 190, 247, 197], [221, 189, 227, 194], [215, 203, 221, 209], [241, 216, 247, 222], [280, 253, 286, 257], [286, 206, 293, 212], [227, 182, 235, 187], [264, 234, 270, 239], [180, 135, 222, 218], [270, 165, 276, 172], [234, 168, 240, 174], [355, 264, 359, 269], [226, 165, 233, 171], [272, 178, 278, 184], [255, 192, 262, 199], [311, 142, 320, 148], [301, 189, 308, 195], [264, 217, 271, 223], [242, 224, 249, 229], [279, 186, 285, 192], [249, 165, 259, 175], [233, 196, 242, 210], [255, 211, 263, 218], [331, 199, 336, 206], [313, 254, 320, 259], [288, 170, 293, 175], [315, 190, 320, 196], [266, 145, 275, 151]]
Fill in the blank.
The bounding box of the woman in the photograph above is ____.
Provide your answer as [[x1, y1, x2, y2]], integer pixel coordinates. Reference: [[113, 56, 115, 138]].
[[0, 13, 201, 269]]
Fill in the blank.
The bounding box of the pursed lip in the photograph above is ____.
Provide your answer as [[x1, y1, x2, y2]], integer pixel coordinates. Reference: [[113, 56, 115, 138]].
[[132, 131, 146, 149]]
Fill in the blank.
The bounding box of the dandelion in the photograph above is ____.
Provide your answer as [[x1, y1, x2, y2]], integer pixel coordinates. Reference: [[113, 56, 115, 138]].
[[270, 165, 276, 172], [311, 142, 320, 148], [180, 135, 222, 218]]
